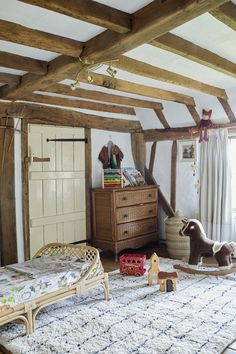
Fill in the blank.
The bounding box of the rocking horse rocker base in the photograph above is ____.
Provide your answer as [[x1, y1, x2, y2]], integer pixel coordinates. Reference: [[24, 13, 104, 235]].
[[176, 219, 236, 276], [174, 263, 236, 276]]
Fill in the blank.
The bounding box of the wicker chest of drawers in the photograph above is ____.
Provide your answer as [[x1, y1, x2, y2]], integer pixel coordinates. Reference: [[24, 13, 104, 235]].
[[92, 185, 159, 258]]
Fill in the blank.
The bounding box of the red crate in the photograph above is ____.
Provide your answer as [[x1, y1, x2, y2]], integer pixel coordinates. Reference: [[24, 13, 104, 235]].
[[120, 253, 146, 276]]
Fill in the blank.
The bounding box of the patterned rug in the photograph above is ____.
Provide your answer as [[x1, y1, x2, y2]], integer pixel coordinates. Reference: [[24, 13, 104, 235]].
[[1, 258, 236, 354]]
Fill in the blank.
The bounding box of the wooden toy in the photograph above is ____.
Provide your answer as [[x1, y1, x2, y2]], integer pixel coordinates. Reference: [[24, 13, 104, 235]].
[[158, 271, 178, 292], [179, 218, 236, 275], [148, 253, 160, 285], [120, 254, 146, 276]]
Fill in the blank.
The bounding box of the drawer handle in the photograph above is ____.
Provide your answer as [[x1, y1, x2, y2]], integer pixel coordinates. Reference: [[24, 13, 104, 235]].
[[148, 194, 152, 197], [123, 214, 128, 218], [122, 197, 127, 201], [123, 230, 128, 235], [149, 209, 153, 214]]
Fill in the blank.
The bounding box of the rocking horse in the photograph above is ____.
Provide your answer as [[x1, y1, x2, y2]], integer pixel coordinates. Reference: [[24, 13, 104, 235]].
[[174, 218, 236, 276]]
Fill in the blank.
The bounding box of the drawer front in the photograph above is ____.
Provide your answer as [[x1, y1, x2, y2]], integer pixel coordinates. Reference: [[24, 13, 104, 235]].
[[116, 203, 157, 224], [116, 188, 157, 207], [117, 218, 158, 240]]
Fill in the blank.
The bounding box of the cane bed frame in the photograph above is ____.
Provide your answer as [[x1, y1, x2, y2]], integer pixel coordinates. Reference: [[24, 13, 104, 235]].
[[0, 243, 110, 335]]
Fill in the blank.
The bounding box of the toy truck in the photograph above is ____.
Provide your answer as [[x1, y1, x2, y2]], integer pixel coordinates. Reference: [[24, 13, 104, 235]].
[[120, 254, 146, 276]]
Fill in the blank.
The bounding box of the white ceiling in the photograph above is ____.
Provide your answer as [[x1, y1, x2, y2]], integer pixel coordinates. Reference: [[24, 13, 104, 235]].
[[94, 0, 154, 13], [0, 0, 236, 129]]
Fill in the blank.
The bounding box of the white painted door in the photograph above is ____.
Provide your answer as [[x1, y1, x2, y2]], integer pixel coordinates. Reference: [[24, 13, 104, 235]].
[[28, 124, 86, 258]]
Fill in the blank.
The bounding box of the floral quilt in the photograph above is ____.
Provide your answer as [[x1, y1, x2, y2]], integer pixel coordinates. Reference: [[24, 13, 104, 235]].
[[0, 255, 91, 310]]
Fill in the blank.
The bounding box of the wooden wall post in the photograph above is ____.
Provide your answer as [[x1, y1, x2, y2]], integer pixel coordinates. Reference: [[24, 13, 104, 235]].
[[0, 118, 17, 265], [85, 128, 92, 242], [131, 132, 146, 176], [170, 140, 177, 212], [149, 141, 157, 175]]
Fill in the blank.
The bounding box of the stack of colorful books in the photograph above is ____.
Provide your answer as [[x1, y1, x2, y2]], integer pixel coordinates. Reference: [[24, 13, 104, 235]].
[[103, 169, 123, 188]]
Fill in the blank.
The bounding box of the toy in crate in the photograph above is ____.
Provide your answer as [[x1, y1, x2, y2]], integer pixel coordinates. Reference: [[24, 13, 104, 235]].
[[120, 254, 146, 276]]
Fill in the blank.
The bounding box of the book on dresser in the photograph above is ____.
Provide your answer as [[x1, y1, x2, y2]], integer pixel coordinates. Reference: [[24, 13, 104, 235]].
[[92, 185, 159, 259]]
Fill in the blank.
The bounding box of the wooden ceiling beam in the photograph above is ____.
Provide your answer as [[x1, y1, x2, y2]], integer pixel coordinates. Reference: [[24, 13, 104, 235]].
[[0, 102, 142, 133], [23, 93, 136, 115], [150, 32, 236, 78], [217, 97, 236, 122], [154, 108, 170, 129], [41, 83, 164, 110], [18, 0, 131, 34], [0, 20, 83, 57], [0, 51, 47, 75], [72, 71, 196, 106], [82, 0, 228, 62], [0, 56, 78, 99], [144, 122, 236, 142], [0, 0, 227, 100], [210, 2, 236, 31], [114, 56, 228, 100], [0, 73, 20, 87], [186, 105, 201, 124]]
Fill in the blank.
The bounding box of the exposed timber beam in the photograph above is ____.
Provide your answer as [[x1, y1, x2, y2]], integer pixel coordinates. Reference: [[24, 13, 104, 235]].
[[0, 102, 142, 133], [154, 108, 170, 128], [114, 56, 227, 99], [170, 141, 177, 212], [0, 20, 83, 57], [23, 93, 136, 115], [218, 97, 236, 122], [0, 73, 20, 88], [131, 132, 146, 177], [41, 84, 164, 110], [144, 122, 236, 142], [144, 167, 175, 218], [0, 51, 47, 75], [186, 105, 201, 125], [0, 56, 78, 100], [82, 0, 228, 62], [0, 118, 17, 265], [148, 141, 157, 175], [73, 71, 196, 106], [150, 32, 236, 79], [1, 0, 227, 100], [210, 2, 236, 31], [144, 127, 198, 142], [18, 0, 131, 34]]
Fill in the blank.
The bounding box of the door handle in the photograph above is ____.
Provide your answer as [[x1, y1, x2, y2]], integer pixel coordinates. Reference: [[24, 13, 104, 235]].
[[32, 156, 50, 162]]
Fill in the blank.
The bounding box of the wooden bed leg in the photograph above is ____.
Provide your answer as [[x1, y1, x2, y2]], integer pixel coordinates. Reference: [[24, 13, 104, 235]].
[[103, 273, 110, 300], [26, 310, 34, 334], [15, 316, 30, 335], [25, 302, 36, 334]]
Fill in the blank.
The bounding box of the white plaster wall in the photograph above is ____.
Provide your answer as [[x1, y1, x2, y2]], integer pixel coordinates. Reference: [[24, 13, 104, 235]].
[[91, 129, 135, 188]]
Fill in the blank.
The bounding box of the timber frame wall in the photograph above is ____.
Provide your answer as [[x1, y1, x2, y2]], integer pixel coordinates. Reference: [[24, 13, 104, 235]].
[[0, 118, 17, 265]]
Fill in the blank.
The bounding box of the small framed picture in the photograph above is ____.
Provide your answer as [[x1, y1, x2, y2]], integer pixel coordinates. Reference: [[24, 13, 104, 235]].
[[178, 140, 197, 162]]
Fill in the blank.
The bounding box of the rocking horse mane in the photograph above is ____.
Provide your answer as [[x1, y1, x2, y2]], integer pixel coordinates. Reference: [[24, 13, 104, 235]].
[[189, 219, 206, 237], [183, 218, 207, 238]]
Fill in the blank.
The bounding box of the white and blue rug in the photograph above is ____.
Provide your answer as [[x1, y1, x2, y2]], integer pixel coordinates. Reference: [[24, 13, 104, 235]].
[[1, 258, 236, 354]]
